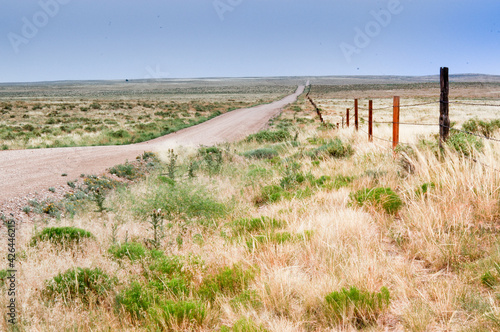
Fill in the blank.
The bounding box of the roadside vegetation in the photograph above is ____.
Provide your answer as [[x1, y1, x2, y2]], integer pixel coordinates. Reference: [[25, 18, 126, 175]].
[[2, 85, 500, 331]]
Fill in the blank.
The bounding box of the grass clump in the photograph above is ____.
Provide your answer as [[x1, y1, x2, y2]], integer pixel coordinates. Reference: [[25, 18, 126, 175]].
[[221, 318, 268, 332], [245, 129, 291, 143], [30, 226, 94, 246], [462, 118, 500, 138], [198, 264, 256, 303], [42, 267, 116, 304], [229, 217, 284, 235], [324, 286, 390, 328], [351, 187, 402, 215], [308, 138, 354, 159], [242, 148, 279, 160], [108, 242, 147, 261]]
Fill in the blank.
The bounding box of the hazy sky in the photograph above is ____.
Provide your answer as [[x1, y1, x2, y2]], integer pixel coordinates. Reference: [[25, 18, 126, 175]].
[[1, 0, 499, 83]]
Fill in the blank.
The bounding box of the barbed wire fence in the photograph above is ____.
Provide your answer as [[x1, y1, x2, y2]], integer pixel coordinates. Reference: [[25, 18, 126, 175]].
[[306, 69, 500, 172]]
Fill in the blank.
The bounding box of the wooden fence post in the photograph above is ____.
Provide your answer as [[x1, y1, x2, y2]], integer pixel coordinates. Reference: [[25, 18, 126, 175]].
[[393, 96, 400, 150], [346, 108, 350, 128], [354, 99, 358, 131], [368, 100, 373, 142], [439, 67, 450, 148], [342, 116, 344, 128]]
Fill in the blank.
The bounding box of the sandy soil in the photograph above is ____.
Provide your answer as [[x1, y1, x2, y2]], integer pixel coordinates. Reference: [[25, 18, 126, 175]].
[[0, 86, 304, 206]]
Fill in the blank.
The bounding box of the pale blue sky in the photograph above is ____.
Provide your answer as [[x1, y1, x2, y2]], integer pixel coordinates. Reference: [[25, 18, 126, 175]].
[[0, 0, 499, 83]]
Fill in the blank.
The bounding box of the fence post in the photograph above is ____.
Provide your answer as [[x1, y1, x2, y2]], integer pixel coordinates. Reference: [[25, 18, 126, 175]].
[[368, 100, 373, 142], [346, 108, 350, 128], [393, 96, 400, 150], [439, 67, 450, 148], [354, 99, 358, 131], [342, 116, 344, 128]]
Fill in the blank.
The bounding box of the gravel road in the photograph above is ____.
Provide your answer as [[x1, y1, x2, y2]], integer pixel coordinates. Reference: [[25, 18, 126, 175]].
[[0, 85, 304, 205]]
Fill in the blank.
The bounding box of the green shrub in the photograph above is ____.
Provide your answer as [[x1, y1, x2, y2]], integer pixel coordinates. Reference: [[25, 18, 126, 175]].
[[148, 255, 185, 278], [109, 162, 139, 180], [198, 264, 256, 302], [242, 148, 279, 160], [136, 181, 227, 223], [245, 130, 291, 143], [254, 185, 288, 205], [447, 131, 483, 156], [462, 118, 500, 138], [108, 242, 147, 261], [30, 227, 94, 246], [332, 175, 354, 189], [324, 286, 390, 328], [43, 267, 116, 304], [351, 187, 402, 215], [309, 138, 354, 159], [116, 281, 157, 319], [198, 146, 224, 175]]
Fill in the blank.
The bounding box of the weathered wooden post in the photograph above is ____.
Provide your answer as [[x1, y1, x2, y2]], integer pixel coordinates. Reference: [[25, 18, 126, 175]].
[[354, 99, 359, 131], [346, 108, 350, 128], [368, 100, 373, 142], [393, 96, 400, 150], [439, 67, 450, 149]]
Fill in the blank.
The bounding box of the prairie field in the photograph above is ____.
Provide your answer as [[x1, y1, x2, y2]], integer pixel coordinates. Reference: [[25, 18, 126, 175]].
[[2, 80, 500, 331]]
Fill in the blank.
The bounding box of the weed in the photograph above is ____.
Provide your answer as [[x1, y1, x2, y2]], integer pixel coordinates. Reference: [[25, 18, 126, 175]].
[[42, 267, 116, 304], [147, 209, 166, 250], [48, 187, 56, 193], [324, 286, 390, 328], [199, 146, 224, 175], [108, 242, 147, 261], [166, 149, 178, 180], [22, 206, 31, 214], [351, 187, 403, 215], [30, 226, 94, 246]]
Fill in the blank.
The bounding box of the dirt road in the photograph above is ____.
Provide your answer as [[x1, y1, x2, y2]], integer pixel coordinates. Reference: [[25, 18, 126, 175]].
[[0, 86, 304, 203]]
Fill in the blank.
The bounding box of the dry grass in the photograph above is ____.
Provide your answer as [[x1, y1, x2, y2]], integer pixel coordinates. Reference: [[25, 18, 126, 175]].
[[2, 84, 500, 331]]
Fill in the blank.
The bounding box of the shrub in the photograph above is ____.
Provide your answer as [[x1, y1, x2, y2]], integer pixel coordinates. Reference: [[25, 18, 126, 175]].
[[324, 286, 390, 328], [332, 175, 354, 189], [136, 182, 227, 222], [148, 255, 185, 278], [109, 162, 139, 180], [245, 129, 291, 143], [254, 185, 288, 205], [108, 242, 147, 261], [198, 264, 256, 302], [42, 267, 116, 304], [309, 138, 354, 159], [242, 148, 279, 160], [446, 131, 483, 157], [462, 118, 500, 138], [30, 227, 94, 246], [351, 187, 402, 215]]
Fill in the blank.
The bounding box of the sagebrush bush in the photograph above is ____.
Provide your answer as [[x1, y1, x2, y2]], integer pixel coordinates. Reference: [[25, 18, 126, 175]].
[[43, 267, 116, 304], [351, 187, 402, 214], [446, 131, 483, 156], [324, 286, 390, 328], [30, 226, 94, 246]]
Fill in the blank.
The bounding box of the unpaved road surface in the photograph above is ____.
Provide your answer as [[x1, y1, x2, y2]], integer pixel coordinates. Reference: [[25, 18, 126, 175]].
[[0, 86, 304, 203]]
